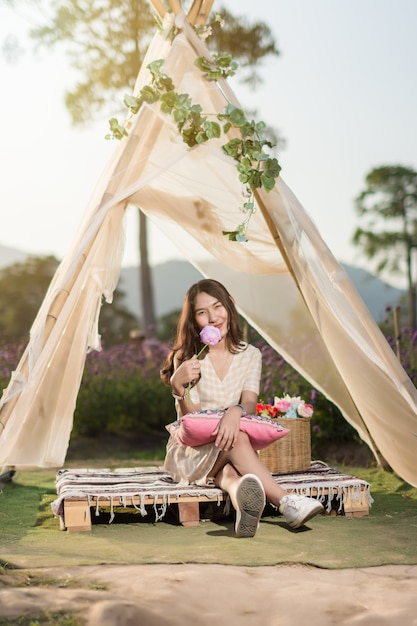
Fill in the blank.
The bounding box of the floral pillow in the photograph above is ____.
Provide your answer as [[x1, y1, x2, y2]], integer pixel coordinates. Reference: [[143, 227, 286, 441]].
[[166, 410, 289, 451]]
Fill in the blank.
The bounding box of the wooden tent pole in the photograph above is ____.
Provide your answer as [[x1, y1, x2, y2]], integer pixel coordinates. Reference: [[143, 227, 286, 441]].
[[253, 188, 300, 287], [148, 0, 215, 26], [187, 0, 203, 24], [393, 306, 401, 360], [253, 186, 390, 470], [195, 1, 215, 25], [148, 0, 167, 18], [167, 0, 182, 14], [188, 0, 215, 25]]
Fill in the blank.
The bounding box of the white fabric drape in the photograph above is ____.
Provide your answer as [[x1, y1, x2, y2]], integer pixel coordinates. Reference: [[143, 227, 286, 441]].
[[1, 12, 417, 485]]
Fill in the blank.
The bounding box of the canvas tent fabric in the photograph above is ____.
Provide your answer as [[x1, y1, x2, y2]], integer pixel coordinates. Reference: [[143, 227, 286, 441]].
[[1, 9, 417, 486]]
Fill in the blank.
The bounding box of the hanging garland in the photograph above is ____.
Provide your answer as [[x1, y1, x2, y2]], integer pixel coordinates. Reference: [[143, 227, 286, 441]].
[[106, 51, 281, 242]]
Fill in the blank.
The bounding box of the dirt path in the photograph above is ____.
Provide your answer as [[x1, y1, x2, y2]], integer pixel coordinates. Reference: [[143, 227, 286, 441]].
[[1, 563, 417, 625]]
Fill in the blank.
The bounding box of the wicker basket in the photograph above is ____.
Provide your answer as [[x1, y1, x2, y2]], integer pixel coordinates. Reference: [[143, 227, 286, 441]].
[[259, 416, 311, 473]]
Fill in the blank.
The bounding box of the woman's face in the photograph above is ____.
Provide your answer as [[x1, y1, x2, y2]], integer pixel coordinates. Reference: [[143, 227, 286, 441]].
[[194, 291, 229, 338]]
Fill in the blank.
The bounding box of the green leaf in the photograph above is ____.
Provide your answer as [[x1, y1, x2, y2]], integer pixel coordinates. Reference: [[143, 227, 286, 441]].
[[195, 54, 239, 81], [190, 103, 203, 114], [222, 224, 248, 242], [222, 230, 239, 241], [140, 85, 160, 103], [250, 152, 265, 161], [173, 108, 189, 124], [260, 173, 276, 192], [240, 157, 253, 170], [158, 75, 175, 92], [249, 170, 262, 188], [160, 90, 178, 110], [243, 139, 261, 158], [108, 118, 127, 141], [195, 57, 212, 72], [223, 138, 242, 158], [228, 107, 247, 128], [238, 171, 251, 184], [123, 94, 142, 114], [213, 53, 238, 77], [239, 122, 256, 138], [264, 157, 281, 178], [175, 93, 192, 108], [147, 59, 165, 78], [223, 103, 237, 116], [255, 120, 267, 133], [203, 120, 221, 139], [222, 121, 232, 134], [259, 138, 273, 150], [215, 52, 233, 67], [182, 127, 198, 147], [124, 94, 138, 107], [195, 130, 208, 144]]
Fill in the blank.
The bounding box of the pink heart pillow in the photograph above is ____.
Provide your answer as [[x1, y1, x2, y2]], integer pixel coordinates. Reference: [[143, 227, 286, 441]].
[[169, 410, 289, 451]]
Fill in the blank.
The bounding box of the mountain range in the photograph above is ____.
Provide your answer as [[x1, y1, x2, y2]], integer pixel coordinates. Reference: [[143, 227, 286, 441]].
[[0, 243, 403, 322]]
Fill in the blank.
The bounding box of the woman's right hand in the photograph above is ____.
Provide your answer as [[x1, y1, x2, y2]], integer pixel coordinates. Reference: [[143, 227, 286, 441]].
[[170, 355, 201, 393]]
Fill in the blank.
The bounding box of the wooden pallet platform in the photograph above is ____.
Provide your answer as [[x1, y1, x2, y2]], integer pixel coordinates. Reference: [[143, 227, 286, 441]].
[[60, 483, 370, 532]]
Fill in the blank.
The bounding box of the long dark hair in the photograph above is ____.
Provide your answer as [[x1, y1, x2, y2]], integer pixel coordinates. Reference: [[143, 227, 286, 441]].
[[160, 279, 243, 386]]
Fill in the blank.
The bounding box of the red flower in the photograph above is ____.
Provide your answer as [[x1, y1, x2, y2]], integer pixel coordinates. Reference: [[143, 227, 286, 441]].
[[256, 402, 278, 418]]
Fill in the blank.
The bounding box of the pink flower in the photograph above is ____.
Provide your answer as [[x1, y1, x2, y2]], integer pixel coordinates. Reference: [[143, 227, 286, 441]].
[[199, 325, 222, 347], [298, 403, 314, 418], [187, 325, 222, 401], [273, 394, 314, 418], [274, 398, 292, 413]]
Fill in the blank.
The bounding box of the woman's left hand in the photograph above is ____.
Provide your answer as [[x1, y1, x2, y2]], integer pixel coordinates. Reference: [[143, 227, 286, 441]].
[[211, 406, 241, 451]]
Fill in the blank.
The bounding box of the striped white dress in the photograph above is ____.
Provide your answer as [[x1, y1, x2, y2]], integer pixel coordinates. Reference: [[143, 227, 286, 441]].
[[163, 343, 262, 486]]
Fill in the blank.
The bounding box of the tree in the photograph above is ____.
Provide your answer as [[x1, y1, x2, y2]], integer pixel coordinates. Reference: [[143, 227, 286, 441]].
[[353, 165, 417, 328], [27, 2, 279, 124], [0, 255, 138, 343], [0, 255, 59, 341], [14, 0, 279, 336]]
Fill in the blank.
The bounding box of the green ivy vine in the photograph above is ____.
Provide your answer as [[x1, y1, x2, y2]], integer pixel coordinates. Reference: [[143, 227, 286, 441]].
[[106, 53, 281, 242]]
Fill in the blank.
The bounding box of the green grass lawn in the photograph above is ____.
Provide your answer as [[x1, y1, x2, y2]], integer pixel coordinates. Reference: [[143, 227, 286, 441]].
[[1, 454, 417, 570]]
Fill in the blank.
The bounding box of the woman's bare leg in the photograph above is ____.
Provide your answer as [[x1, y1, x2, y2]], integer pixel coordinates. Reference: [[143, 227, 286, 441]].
[[209, 432, 324, 532]]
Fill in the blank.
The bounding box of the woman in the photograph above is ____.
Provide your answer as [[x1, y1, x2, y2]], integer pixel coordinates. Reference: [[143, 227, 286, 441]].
[[161, 279, 323, 537]]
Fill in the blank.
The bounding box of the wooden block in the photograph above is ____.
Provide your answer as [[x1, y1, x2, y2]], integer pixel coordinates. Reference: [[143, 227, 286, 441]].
[[178, 500, 200, 527], [343, 490, 369, 517], [63, 499, 92, 531]]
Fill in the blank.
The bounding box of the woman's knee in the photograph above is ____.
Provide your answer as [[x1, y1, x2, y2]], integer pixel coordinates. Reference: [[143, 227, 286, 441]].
[[233, 430, 251, 448]]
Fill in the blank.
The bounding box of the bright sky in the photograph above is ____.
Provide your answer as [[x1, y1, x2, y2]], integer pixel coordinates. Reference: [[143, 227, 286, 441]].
[[1, 0, 416, 277]]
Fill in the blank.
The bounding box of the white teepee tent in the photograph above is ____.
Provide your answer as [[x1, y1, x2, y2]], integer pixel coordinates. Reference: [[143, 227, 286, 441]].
[[1, 1, 417, 486]]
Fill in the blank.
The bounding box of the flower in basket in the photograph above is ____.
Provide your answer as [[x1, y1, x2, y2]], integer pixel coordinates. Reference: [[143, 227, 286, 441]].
[[256, 394, 313, 419], [258, 395, 313, 474], [274, 394, 314, 419], [256, 402, 279, 418]]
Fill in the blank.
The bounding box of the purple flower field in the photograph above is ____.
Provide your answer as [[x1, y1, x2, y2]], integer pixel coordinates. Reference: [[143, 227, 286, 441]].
[[0, 328, 414, 457]]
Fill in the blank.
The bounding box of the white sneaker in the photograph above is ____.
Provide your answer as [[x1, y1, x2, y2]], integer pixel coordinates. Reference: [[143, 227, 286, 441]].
[[234, 474, 266, 538], [279, 494, 324, 529]]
